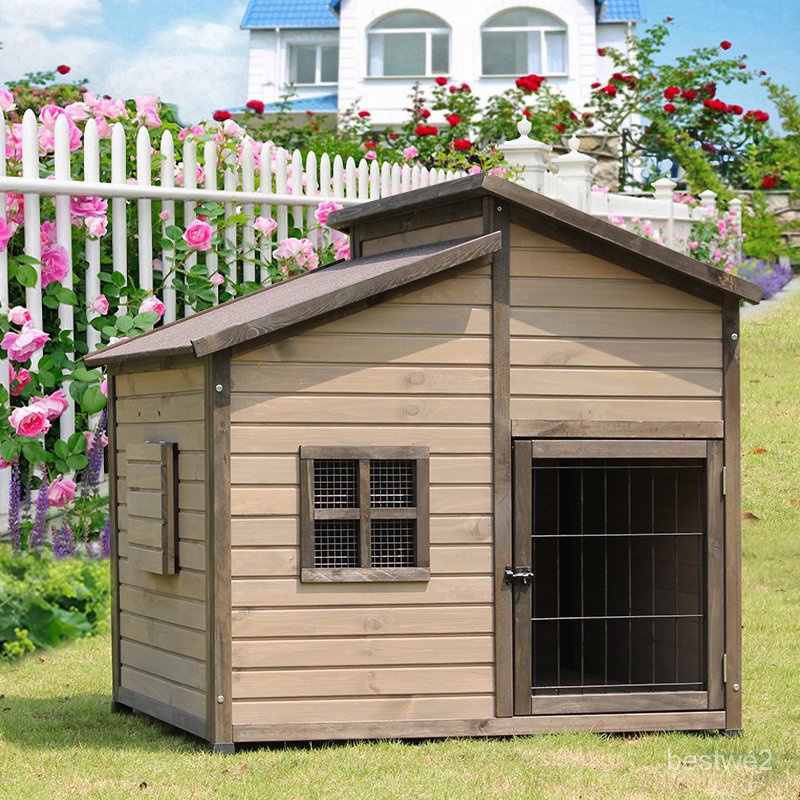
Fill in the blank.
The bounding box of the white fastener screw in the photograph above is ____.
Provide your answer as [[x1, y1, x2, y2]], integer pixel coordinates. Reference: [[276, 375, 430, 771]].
[[731, 333, 739, 341], [497, 206, 503, 211], [217, 695, 225, 703], [733, 684, 740, 692], [215, 384, 223, 393]]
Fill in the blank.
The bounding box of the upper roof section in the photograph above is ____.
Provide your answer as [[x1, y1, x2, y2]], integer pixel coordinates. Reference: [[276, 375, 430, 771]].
[[328, 174, 762, 305], [84, 234, 501, 367], [241, 0, 338, 29], [241, 1, 643, 29]]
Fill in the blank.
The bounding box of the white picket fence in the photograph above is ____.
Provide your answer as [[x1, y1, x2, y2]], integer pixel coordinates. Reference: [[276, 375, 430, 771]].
[[0, 110, 735, 519]]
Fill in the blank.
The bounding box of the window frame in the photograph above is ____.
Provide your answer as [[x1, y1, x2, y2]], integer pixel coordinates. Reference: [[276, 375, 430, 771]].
[[299, 445, 430, 583], [480, 10, 568, 78], [366, 12, 450, 78], [287, 43, 339, 87]]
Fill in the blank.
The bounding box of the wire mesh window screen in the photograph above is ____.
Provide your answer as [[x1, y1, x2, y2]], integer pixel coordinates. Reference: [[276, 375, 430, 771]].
[[313, 459, 359, 508], [370, 459, 416, 507], [371, 519, 416, 567], [530, 458, 706, 696], [314, 519, 359, 567]]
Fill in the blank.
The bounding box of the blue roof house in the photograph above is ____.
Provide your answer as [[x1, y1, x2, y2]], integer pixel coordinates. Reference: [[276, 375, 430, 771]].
[[240, 0, 644, 124]]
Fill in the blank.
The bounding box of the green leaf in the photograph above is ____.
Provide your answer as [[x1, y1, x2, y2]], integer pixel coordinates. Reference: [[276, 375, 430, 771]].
[[80, 385, 107, 414], [42, 295, 60, 309], [66, 454, 89, 471], [15, 254, 41, 267], [55, 288, 78, 305], [15, 264, 38, 288], [111, 272, 127, 287], [21, 439, 46, 465], [54, 440, 69, 460], [0, 440, 20, 463], [68, 432, 87, 454], [132, 311, 158, 328], [116, 316, 134, 333], [72, 367, 101, 383], [165, 225, 184, 241], [37, 369, 55, 388]]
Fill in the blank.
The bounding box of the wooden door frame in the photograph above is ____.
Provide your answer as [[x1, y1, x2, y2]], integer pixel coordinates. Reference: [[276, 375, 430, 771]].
[[511, 437, 725, 717]]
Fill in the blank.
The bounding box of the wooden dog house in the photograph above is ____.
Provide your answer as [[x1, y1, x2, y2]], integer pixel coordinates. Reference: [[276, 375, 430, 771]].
[[85, 175, 761, 753]]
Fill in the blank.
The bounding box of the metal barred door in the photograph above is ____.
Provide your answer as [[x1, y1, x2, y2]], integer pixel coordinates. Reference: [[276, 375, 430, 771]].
[[511, 439, 725, 716]]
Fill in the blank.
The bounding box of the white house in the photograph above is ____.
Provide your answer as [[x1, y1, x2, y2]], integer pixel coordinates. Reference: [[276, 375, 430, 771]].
[[240, 0, 644, 126]]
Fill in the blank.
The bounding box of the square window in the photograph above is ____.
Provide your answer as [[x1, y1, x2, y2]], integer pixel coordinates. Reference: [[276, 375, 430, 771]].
[[300, 446, 430, 581]]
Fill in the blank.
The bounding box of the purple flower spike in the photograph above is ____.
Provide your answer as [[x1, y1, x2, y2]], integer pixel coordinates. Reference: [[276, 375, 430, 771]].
[[28, 470, 50, 554], [8, 460, 21, 553]]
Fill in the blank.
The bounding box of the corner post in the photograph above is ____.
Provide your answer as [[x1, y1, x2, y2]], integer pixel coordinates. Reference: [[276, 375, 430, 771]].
[[107, 371, 123, 714], [206, 351, 233, 750], [722, 295, 742, 730], [483, 196, 513, 718]]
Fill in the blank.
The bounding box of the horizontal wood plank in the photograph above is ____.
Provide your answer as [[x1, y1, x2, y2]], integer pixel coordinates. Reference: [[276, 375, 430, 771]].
[[232, 665, 494, 700], [120, 612, 206, 660], [510, 248, 648, 280], [116, 423, 205, 451], [232, 576, 492, 607], [510, 397, 723, 422], [510, 225, 576, 251], [511, 367, 722, 398], [119, 452, 205, 483], [120, 666, 206, 720], [231, 604, 493, 638], [511, 338, 722, 369], [119, 586, 206, 630], [120, 640, 206, 691], [236, 334, 491, 367], [512, 419, 724, 439], [230, 426, 492, 455], [119, 532, 205, 572], [360, 217, 485, 255], [115, 366, 204, 397], [510, 277, 717, 310], [119, 559, 206, 602], [115, 393, 204, 424], [311, 304, 491, 335], [231, 365, 491, 396], [510, 308, 721, 340], [230, 395, 491, 425]]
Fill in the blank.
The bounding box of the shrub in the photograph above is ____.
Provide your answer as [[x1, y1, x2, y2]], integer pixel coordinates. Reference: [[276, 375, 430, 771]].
[[0, 545, 110, 659], [734, 258, 794, 299]]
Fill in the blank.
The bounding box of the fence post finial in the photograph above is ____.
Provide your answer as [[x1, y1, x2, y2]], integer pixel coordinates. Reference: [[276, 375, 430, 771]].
[[553, 135, 597, 212], [652, 176, 677, 201], [499, 117, 552, 193], [699, 189, 718, 216]]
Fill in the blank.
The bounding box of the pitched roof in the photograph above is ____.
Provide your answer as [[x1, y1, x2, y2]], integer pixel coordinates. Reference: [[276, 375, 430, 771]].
[[241, 1, 643, 29], [241, 0, 338, 29], [328, 174, 762, 305], [597, 0, 645, 22], [84, 234, 501, 367]]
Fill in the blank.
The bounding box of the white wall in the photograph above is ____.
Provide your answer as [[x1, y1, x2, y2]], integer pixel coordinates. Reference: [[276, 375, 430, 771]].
[[595, 22, 633, 85]]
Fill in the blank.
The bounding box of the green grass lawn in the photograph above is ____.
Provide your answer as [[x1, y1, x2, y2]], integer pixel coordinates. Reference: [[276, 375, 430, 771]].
[[1, 294, 799, 799]]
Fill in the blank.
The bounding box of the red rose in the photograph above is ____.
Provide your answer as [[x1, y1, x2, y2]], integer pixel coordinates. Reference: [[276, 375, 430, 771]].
[[611, 72, 623, 81], [516, 74, 545, 93], [414, 125, 438, 136], [306, 110, 314, 116], [388, 133, 398, 139], [759, 70, 767, 76], [445, 113, 461, 127], [435, 76, 447, 86], [213, 110, 231, 122], [364, 141, 376, 149], [720, 40, 732, 50], [569, 111, 578, 120], [599, 85, 617, 96], [419, 108, 431, 118], [663, 103, 676, 113], [681, 90, 697, 101], [245, 99, 265, 114], [449, 85, 457, 93], [703, 82, 717, 97], [453, 139, 471, 151], [554, 124, 565, 132], [663, 86, 681, 100], [460, 83, 471, 92], [761, 175, 777, 189], [738, 63, 746, 70], [523, 109, 532, 117], [622, 74, 638, 86], [597, 48, 606, 56], [56, 65, 71, 75], [701, 142, 717, 154], [730, 105, 743, 115], [665, 16, 673, 22], [358, 110, 371, 118], [591, 81, 601, 89]]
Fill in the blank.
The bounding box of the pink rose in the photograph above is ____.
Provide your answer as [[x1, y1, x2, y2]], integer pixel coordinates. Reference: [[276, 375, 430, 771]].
[[63, 102, 90, 121], [95, 97, 127, 121], [314, 201, 343, 227], [47, 475, 76, 507], [139, 295, 165, 321], [2, 323, 50, 362], [85, 216, 108, 238], [84, 430, 109, 451], [0, 88, 15, 113], [183, 219, 213, 251], [403, 146, 419, 161], [274, 237, 319, 271], [40, 220, 57, 248], [159, 209, 170, 221], [39, 105, 82, 153], [9, 402, 52, 437], [8, 306, 31, 326], [0, 457, 13, 469], [467, 165, 482, 175], [331, 229, 351, 262], [135, 96, 162, 129], [210, 273, 225, 286], [90, 294, 109, 315], [70, 195, 108, 223], [33, 389, 69, 420], [254, 216, 278, 236], [101, 377, 108, 397], [41, 243, 70, 287], [9, 365, 31, 396], [0, 217, 13, 252]]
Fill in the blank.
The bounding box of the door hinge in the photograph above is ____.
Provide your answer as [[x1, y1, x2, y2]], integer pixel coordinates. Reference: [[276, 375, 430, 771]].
[[722, 653, 728, 683], [722, 466, 727, 497]]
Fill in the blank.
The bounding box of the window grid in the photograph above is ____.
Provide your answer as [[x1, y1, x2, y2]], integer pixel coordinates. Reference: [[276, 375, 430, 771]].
[[313, 459, 358, 508], [371, 520, 416, 567], [370, 459, 416, 507], [314, 519, 359, 568]]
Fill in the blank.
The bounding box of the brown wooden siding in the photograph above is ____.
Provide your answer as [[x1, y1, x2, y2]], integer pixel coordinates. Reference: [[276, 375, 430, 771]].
[[114, 365, 208, 723], [229, 265, 494, 725], [508, 225, 724, 424]]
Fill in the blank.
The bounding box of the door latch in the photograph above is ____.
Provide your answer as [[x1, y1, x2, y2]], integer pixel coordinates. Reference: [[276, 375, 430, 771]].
[[504, 565, 534, 585]]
